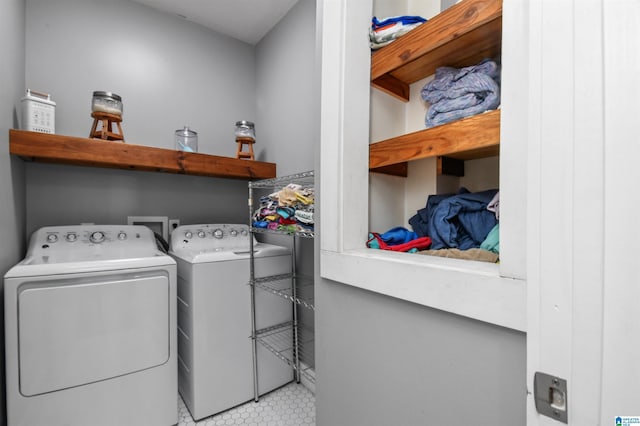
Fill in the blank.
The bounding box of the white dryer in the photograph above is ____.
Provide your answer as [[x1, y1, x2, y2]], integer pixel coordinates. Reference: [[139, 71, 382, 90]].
[[4, 225, 177, 426], [170, 224, 293, 421]]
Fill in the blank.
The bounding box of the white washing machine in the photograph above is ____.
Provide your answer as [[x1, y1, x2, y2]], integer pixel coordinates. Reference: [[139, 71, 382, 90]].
[[170, 224, 293, 421], [4, 225, 177, 426]]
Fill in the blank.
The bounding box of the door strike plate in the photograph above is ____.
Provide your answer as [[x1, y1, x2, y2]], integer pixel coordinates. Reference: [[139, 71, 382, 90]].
[[534, 372, 568, 423]]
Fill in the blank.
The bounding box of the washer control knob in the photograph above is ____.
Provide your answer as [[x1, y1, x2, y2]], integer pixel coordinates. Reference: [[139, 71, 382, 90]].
[[230, 229, 238, 237], [90, 231, 105, 243], [46, 234, 58, 243], [65, 233, 77, 242], [117, 232, 127, 240], [197, 231, 206, 238], [241, 229, 248, 237], [213, 229, 224, 239], [185, 231, 193, 239]]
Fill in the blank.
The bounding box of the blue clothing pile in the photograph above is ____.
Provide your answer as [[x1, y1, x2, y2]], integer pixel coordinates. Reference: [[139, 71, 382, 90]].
[[421, 58, 501, 127], [409, 188, 498, 250]]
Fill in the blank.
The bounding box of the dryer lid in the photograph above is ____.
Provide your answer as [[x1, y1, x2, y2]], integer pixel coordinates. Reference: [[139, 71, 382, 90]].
[[5, 225, 175, 278]]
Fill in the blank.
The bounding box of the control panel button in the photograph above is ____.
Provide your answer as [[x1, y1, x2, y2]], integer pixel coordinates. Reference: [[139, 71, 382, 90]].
[[213, 229, 223, 239], [241, 230, 248, 237], [46, 234, 58, 243], [230, 229, 238, 237], [90, 231, 105, 243], [197, 231, 206, 238], [185, 231, 193, 239], [117, 232, 127, 240], [65, 233, 77, 242]]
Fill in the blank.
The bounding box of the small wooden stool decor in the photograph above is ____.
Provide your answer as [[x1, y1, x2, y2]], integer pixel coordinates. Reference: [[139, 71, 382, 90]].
[[89, 111, 124, 141], [90, 91, 124, 142], [235, 120, 255, 160], [235, 137, 255, 160]]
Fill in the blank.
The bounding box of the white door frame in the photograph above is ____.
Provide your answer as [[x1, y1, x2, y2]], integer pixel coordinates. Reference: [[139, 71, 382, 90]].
[[525, 0, 605, 424], [525, 0, 640, 424]]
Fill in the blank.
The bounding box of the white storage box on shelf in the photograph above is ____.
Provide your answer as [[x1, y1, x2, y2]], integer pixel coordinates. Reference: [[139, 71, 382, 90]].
[[21, 89, 56, 134]]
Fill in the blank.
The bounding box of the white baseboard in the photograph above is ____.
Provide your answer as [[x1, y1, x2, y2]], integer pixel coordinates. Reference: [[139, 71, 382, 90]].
[[300, 361, 315, 394]]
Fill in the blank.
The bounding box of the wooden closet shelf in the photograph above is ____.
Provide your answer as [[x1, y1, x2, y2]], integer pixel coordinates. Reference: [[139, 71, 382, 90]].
[[9, 129, 276, 180], [369, 109, 500, 170]]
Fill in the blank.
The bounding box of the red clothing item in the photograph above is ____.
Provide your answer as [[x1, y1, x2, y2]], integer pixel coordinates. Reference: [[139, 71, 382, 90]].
[[366, 233, 432, 252], [278, 217, 297, 225]]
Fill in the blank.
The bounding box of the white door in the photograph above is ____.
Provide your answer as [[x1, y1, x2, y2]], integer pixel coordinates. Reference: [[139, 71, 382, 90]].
[[523, 0, 640, 424]]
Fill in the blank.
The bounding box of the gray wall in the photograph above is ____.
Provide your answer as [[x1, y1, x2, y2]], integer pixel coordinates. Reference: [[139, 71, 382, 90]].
[[24, 0, 259, 237], [316, 280, 527, 426], [256, 0, 317, 369], [256, 0, 317, 176], [1, 0, 26, 270], [25, 163, 248, 237], [26, 0, 256, 155], [0, 1, 26, 424]]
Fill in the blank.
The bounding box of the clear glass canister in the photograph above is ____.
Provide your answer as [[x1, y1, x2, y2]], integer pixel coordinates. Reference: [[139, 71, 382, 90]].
[[235, 120, 255, 140], [91, 91, 123, 116], [175, 126, 198, 152]]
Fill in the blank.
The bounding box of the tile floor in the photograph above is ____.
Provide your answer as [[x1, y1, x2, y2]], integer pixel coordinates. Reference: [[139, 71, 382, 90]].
[[177, 382, 315, 426]]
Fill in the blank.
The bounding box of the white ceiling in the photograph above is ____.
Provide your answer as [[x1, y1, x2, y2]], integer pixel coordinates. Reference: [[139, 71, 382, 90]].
[[130, 0, 300, 45]]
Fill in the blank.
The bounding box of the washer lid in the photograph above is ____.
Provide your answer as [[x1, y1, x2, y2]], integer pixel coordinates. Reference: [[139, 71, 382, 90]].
[[170, 224, 254, 255], [170, 242, 290, 263]]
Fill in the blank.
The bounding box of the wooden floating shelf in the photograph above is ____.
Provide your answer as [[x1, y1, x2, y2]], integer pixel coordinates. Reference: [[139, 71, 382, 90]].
[[371, 0, 502, 102], [9, 129, 276, 180], [369, 109, 501, 170]]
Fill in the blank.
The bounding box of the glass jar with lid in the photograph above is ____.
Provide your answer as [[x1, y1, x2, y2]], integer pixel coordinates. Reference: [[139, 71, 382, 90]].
[[92, 91, 123, 116], [175, 126, 198, 152], [235, 120, 255, 140]]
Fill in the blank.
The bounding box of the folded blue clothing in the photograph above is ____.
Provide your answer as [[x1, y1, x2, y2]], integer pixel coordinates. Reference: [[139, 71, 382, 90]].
[[408, 192, 456, 238], [422, 59, 500, 99], [409, 188, 498, 250], [378, 226, 418, 245], [421, 59, 501, 127]]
